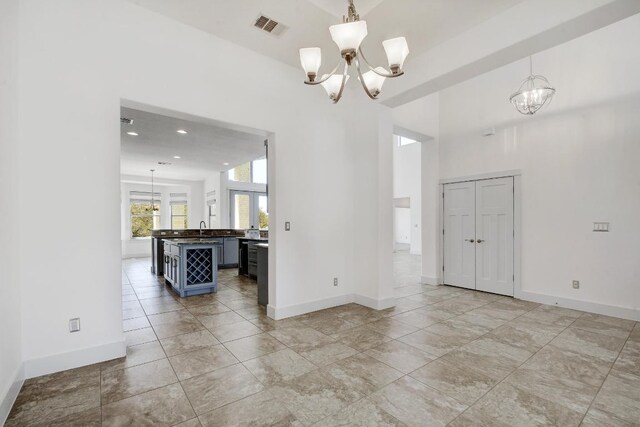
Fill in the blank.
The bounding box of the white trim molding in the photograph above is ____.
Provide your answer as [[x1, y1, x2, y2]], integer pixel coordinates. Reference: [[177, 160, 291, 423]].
[[519, 291, 640, 322], [421, 276, 441, 286], [23, 339, 126, 379], [0, 364, 24, 426], [268, 294, 396, 320]]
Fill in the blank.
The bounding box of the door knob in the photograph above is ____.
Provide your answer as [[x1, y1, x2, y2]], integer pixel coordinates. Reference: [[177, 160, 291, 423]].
[[477, 239, 484, 243], [464, 239, 475, 243]]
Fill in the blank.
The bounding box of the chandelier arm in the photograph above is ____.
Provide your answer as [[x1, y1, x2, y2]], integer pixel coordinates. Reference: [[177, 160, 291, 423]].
[[304, 59, 345, 85], [354, 57, 378, 100], [357, 48, 403, 78], [332, 62, 350, 104]]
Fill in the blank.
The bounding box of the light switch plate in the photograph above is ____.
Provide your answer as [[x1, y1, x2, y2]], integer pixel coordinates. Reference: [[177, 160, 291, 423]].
[[572, 280, 580, 289], [69, 318, 81, 333], [285, 222, 291, 231]]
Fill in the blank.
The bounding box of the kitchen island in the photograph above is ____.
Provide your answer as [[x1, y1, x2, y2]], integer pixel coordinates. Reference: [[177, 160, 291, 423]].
[[151, 229, 245, 275], [238, 237, 268, 279], [163, 239, 222, 297]]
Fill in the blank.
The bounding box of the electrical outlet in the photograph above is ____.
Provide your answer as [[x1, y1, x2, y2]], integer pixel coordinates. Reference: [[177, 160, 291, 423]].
[[572, 280, 580, 289], [69, 318, 81, 333], [285, 222, 291, 231], [333, 277, 338, 286]]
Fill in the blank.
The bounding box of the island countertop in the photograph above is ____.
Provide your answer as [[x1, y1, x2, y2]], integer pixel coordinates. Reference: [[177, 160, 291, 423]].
[[167, 239, 223, 245]]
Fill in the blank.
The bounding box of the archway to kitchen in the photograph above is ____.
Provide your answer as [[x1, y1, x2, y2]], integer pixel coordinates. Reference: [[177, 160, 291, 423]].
[[118, 100, 276, 345]]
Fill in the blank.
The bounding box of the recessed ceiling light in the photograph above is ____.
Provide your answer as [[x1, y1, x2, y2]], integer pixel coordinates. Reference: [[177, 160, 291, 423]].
[[173, 156, 181, 159], [223, 162, 229, 166], [127, 131, 138, 136], [177, 129, 187, 134]]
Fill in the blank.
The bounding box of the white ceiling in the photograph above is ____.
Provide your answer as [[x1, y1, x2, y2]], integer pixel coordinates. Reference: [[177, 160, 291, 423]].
[[127, 0, 525, 70], [306, 0, 386, 18], [120, 107, 266, 181]]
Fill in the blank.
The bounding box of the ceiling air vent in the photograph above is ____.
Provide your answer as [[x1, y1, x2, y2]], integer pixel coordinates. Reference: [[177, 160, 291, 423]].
[[120, 117, 134, 125], [253, 14, 286, 36]]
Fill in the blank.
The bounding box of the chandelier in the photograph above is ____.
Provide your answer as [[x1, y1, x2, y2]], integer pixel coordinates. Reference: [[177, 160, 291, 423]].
[[510, 56, 556, 115], [299, 0, 409, 103]]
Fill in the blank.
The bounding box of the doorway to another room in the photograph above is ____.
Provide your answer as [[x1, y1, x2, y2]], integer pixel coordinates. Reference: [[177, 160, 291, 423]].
[[392, 134, 423, 290]]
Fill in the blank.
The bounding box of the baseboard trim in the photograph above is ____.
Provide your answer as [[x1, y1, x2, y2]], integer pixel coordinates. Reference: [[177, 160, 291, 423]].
[[0, 364, 24, 426], [519, 291, 640, 322], [421, 276, 440, 286], [23, 339, 126, 379], [268, 293, 396, 320]]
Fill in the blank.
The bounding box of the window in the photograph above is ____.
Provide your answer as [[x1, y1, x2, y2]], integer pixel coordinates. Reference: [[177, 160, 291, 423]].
[[171, 204, 188, 229], [130, 202, 160, 238], [228, 157, 267, 184], [208, 205, 216, 228], [397, 136, 418, 147], [230, 191, 268, 230], [169, 192, 188, 229]]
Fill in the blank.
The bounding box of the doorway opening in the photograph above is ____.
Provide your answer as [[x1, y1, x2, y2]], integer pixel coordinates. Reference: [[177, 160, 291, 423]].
[[392, 134, 422, 289], [118, 101, 275, 341]]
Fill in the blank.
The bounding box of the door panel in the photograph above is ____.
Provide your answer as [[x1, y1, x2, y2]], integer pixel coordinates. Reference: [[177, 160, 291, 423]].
[[443, 182, 476, 289], [475, 177, 514, 296]]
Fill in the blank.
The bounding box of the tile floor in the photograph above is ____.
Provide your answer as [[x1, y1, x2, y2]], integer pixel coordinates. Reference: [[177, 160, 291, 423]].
[[6, 254, 640, 426]]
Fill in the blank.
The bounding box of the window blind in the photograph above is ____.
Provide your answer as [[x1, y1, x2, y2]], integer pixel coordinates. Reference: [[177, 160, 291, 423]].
[[130, 191, 162, 204], [169, 192, 188, 206]]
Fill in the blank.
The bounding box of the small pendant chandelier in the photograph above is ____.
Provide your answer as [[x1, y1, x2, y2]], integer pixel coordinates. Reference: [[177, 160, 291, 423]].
[[510, 56, 556, 115], [299, 0, 409, 103]]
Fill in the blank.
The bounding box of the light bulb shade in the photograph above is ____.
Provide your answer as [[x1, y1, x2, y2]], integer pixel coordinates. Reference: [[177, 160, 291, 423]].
[[510, 75, 555, 115], [299, 47, 322, 76], [361, 67, 387, 95], [329, 21, 368, 53], [382, 37, 409, 70], [320, 73, 349, 98]]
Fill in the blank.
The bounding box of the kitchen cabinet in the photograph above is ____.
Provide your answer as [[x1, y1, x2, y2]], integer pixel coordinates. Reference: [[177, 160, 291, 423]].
[[163, 240, 220, 297]]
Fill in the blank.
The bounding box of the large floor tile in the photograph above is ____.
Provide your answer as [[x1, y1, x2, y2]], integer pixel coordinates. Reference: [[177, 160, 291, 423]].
[[159, 330, 220, 357], [268, 326, 335, 352], [369, 376, 467, 427], [365, 340, 435, 374], [441, 337, 532, 381], [169, 345, 238, 381], [571, 313, 635, 339], [198, 391, 297, 426], [614, 339, 640, 375], [268, 369, 363, 425], [486, 324, 556, 353], [410, 359, 497, 406], [505, 367, 600, 414], [364, 317, 420, 339], [391, 309, 453, 328], [449, 382, 583, 427], [102, 383, 195, 427], [209, 319, 264, 342], [551, 326, 627, 362], [398, 329, 470, 357], [323, 353, 404, 395], [520, 344, 612, 388], [314, 397, 405, 427], [124, 326, 158, 347], [223, 333, 286, 361], [331, 326, 392, 351], [243, 348, 316, 386], [591, 369, 640, 424], [181, 364, 265, 415], [297, 341, 359, 367], [101, 340, 166, 372], [101, 359, 178, 404]]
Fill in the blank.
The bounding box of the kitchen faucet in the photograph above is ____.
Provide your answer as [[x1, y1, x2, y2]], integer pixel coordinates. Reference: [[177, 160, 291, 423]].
[[199, 221, 207, 236]]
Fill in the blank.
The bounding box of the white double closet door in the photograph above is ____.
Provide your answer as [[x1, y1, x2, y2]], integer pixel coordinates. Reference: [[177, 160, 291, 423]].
[[443, 177, 514, 296]]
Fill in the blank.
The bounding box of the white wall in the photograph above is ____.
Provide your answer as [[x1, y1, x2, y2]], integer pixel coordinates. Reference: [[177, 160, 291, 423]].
[[12, 0, 394, 380], [437, 14, 640, 317], [0, 0, 23, 421], [393, 136, 422, 254]]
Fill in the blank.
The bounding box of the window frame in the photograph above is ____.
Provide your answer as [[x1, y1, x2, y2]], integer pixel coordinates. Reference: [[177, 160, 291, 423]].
[[130, 201, 161, 239], [170, 204, 188, 230]]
